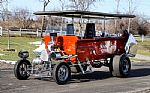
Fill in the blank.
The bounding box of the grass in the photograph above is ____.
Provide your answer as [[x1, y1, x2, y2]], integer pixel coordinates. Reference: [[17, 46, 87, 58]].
[[0, 36, 41, 61], [136, 37, 150, 56], [130, 57, 146, 62]]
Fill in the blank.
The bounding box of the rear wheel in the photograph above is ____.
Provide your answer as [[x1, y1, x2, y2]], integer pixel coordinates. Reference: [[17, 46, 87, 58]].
[[110, 54, 131, 77], [53, 62, 71, 85], [14, 59, 31, 80]]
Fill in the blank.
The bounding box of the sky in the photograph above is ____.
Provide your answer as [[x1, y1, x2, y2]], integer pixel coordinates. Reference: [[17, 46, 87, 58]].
[[8, 0, 150, 18]]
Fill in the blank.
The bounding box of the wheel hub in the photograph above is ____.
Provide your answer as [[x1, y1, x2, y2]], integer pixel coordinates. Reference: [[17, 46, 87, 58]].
[[122, 59, 129, 73], [58, 65, 68, 81]]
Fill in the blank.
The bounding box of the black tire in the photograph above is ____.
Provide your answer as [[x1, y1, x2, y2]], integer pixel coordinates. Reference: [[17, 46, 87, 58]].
[[110, 54, 131, 77], [53, 62, 71, 85], [14, 59, 31, 80]]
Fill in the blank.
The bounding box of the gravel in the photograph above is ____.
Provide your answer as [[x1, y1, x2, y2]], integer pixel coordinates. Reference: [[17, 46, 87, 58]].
[[0, 62, 14, 70]]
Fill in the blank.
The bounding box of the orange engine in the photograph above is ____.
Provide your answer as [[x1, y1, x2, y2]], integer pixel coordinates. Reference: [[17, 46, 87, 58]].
[[43, 35, 78, 63], [43, 35, 78, 55], [56, 36, 78, 55]]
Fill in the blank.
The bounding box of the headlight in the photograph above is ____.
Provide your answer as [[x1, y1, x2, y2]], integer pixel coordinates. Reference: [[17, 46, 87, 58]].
[[18, 50, 29, 58], [32, 57, 42, 65]]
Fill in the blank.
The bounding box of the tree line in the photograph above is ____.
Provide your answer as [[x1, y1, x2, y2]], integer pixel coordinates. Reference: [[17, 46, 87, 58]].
[[0, 0, 149, 36]]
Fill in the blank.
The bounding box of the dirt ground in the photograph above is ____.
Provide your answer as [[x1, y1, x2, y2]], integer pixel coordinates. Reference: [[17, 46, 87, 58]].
[[0, 62, 14, 70], [1, 61, 150, 93]]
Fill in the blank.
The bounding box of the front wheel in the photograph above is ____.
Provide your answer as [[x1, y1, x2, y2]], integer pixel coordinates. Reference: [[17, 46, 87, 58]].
[[53, 62, 71, 85], [14, 59, 31, 80], [110, 54, 131, 77]]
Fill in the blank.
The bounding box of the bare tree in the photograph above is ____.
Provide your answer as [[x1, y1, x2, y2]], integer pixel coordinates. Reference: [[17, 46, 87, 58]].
[[114, 0, 121, 33], [0, 0, 8, 10], [115, 0, 120, 13], [0, 0, 9, 21], [127, 0, 137, 14], [39, 0, 51, 11], [126, 0, 137, 33], [114, 0, 137, 33], [59, 0, 67, 10], [10, 8, 33, 28], [138, 21, 148, 36], [115, 0, 136, 14], [68, 0, 101, 11], [39, 0, 51, 37]]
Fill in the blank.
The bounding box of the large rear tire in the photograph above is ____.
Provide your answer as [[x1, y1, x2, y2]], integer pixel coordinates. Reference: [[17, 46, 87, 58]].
[[14, 59, 31, 80], [110, 54, 131, 77], [53, 62, 71, 85]]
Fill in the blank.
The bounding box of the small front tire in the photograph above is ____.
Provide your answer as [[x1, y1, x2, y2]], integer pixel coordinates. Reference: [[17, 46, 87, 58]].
[[53, 62, 71, 85]]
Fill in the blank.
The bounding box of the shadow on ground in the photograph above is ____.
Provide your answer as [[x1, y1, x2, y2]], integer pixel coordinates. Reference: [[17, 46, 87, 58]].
[[69, 67, 150, 83], [70, 71, 111, 83], [1, 63, 150, 84], [129, 68, 150, 77]]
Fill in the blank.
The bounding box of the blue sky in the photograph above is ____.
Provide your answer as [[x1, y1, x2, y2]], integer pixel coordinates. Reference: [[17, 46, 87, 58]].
[[8, 0, 150, 18]]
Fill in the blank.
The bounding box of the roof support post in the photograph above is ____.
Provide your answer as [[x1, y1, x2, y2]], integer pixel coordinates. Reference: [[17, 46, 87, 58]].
[[103, 16, 106, 32], [127, 18, 131, 33], [80, 15, 83, 38]]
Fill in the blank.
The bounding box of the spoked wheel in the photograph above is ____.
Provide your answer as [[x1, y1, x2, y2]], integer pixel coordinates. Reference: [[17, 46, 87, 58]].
[[14, 59, 31, 80], [53, 62, 71, 85], [110, 54, 131, 77]]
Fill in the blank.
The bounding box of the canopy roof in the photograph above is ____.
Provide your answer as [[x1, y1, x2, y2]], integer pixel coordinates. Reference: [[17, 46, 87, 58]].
[[34, 10, 135, 19]]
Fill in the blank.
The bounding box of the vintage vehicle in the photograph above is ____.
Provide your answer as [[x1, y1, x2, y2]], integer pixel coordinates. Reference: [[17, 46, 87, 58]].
[[14, 10, 137, 85]]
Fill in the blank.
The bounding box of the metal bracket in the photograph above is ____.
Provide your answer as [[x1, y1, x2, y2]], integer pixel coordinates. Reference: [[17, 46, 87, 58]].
[[77, 58, 85, 74]]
